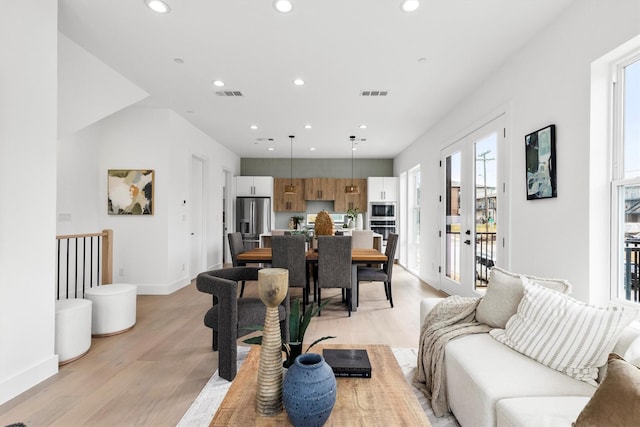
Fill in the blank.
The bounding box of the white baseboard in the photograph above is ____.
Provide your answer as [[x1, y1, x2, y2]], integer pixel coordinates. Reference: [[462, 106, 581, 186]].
[[0, 355, 58, 405], [135, 278, 191, 295]]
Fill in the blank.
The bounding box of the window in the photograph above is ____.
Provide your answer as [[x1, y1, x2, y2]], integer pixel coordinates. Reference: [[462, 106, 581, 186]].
[[612, 53, 640, 304]]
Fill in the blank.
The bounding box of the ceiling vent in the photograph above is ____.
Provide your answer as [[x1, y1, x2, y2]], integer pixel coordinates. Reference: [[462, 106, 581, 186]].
[[216, 91, 244, 97], [360, 90, 389, 97]]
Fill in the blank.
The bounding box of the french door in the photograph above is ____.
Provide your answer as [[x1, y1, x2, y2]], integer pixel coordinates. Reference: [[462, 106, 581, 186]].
[[440, 115, 506, 296]]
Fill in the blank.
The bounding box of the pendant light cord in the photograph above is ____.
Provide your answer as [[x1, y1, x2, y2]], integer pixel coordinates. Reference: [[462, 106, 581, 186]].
[[289, 135, 294, 186], [350, 136, 355, 187]]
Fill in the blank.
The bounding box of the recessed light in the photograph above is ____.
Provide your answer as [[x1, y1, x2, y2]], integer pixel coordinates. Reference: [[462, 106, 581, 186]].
[[400, 0, 419, 12], [293, 78, 305, 86], [305, 124, 312, 129], [250, 125, 258, 130], [268, 147, 275, 151], [309, 147, 316, 151], [174, 58, 184, 64], [273, 0, 293, 13], [359, 124, 367, 129], [212, 80, 225, 87], [145, 0, 171, 14]]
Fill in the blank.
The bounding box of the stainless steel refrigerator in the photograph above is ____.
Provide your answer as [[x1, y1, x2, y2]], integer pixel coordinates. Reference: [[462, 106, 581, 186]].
[[235, 197, 271, 250]]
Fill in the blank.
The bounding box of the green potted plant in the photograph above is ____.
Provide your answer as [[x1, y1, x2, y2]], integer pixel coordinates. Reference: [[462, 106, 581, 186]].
[[346, 207, 359, 228], [244, 297, 335, 368]]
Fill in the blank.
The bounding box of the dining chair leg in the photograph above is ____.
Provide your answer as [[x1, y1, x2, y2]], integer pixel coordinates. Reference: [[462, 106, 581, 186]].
[[239, 281, 246, 298], [347, 289, 352, 317], [317, 288, 321, 316], [386, 281, 394, 308], [302, 288, 307, 315]]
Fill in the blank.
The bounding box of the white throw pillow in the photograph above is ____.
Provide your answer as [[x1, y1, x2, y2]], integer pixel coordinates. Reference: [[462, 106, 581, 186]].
[[475, 267, 572, 328], [490, 277, 638, 385]]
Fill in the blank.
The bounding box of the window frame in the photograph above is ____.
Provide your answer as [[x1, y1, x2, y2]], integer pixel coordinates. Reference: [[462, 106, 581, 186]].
[[610, 50, 640, 305]]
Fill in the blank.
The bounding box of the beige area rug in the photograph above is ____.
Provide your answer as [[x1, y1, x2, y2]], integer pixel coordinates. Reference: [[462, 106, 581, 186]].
[[177, 347, 459, 427]]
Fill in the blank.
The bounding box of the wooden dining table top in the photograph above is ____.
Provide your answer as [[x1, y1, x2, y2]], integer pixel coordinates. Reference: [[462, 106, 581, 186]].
[[236, 247, 387, 263]]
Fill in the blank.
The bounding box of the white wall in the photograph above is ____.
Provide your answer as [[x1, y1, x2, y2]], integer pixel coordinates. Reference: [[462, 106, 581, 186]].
[[395, 0, 640, 304], [56, 33, 241, 295], [0, 1, 59, 405], [57, 106, 241, 295], [58, 33, 148, 139]]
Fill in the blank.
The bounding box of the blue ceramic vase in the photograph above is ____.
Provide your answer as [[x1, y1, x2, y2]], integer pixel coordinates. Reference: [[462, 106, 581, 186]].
[[282, 353, 337, 427]]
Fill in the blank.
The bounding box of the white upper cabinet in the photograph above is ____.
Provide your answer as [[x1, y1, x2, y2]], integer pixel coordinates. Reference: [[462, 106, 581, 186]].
[[236, 176, 274, 197], [367, 177, 399, 202]]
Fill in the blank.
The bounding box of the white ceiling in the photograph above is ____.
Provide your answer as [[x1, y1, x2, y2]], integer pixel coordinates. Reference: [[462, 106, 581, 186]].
[[58, 0, 575, 159]]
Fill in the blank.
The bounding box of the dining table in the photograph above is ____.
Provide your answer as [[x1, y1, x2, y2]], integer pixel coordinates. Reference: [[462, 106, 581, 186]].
[[236, 247, 387, 312]]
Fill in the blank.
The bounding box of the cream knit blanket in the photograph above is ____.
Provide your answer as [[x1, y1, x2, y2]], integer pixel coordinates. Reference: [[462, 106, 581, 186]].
[[414, 296, 492, 417]]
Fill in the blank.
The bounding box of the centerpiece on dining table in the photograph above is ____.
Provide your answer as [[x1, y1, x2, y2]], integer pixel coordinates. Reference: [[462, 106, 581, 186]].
[[313, 210, 334, 250]]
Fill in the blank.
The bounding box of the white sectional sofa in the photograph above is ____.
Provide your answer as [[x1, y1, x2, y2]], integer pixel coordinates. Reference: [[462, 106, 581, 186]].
[[419, 268, 640, 427]]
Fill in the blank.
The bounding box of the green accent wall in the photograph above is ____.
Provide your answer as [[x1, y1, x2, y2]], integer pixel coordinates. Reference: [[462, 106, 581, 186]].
[[241, 158, 393, 178]]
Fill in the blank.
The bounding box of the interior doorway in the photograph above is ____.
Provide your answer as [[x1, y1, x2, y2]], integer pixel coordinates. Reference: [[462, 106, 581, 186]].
[[223, 169, 232, 265], [189, 155, 206, 280]]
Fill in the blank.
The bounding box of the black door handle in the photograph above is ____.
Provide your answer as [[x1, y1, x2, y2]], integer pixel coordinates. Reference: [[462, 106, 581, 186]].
[[464, 240, 471, 245]]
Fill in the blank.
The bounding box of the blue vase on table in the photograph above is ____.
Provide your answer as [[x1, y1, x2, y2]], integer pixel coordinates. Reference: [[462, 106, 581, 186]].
[[282, 353, 337, 427]]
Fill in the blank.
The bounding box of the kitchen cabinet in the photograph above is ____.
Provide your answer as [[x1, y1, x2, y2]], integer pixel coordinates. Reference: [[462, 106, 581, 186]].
[[304, 178, 336, 200], [273, 178, 306, 212], [367, 177, 398, 202], [334, 179, 367, 213], [236, 176, 273, 197]]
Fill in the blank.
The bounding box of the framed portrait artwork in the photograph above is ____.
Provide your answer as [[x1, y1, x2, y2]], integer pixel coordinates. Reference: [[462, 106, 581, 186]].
[[525, 125, 557, 200], [108, 169, 154, 215]]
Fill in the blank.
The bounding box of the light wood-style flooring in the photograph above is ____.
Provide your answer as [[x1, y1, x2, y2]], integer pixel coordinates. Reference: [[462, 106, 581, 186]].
[[0, 265, 444, 427]]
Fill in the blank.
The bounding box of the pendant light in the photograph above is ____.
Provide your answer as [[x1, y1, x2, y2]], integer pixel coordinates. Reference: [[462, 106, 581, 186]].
[[284, 135, 296, 194], [345, 136, 360, 194]]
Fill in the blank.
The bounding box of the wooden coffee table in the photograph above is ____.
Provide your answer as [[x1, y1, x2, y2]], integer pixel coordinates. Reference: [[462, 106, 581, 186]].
[[210, 344, 431, 426]]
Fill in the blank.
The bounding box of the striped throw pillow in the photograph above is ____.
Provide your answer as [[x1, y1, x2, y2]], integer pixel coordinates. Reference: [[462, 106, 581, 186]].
[[490, 277, 638, 385]]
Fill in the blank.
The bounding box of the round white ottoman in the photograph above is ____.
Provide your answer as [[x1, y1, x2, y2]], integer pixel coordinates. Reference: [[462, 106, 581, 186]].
[[55, 298, 92, 365], [84, 284, 137, 336]]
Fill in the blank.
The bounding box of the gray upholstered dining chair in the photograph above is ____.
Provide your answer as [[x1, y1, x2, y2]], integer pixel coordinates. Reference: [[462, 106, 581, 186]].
[[196, 266, 289, 381], [271, 234, 308, 311], [228, 232, 249, 297], [357, 233, 399, 308], [317, 235, 353, 316]]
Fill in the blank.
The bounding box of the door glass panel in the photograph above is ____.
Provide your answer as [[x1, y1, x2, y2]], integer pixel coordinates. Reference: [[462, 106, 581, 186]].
[[475, 134, 498, 289], [621, 184, 640, 302], [445, 152, 461, 282], [624, 60, 640, 179]]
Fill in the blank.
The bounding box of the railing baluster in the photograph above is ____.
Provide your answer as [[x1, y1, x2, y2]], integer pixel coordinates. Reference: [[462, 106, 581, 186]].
[[82, 237, 86, 297], [90, 236, 94, 289], [57, 239, 61, 300], [74, 238, 78, 298], [66, 239, 70, 299], [97, 236, 101, 286]]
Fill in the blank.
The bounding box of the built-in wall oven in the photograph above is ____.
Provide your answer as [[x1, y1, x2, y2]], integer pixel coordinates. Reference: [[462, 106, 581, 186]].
[[369, 220, 396, 242], [369, 202, 396, 220], [369, 202, 397, 248]]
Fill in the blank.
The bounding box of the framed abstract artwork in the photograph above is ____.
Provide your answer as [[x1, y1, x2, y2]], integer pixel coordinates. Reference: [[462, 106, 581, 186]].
[[525, 124, 557, 200], [108, 169, 154, 215]]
